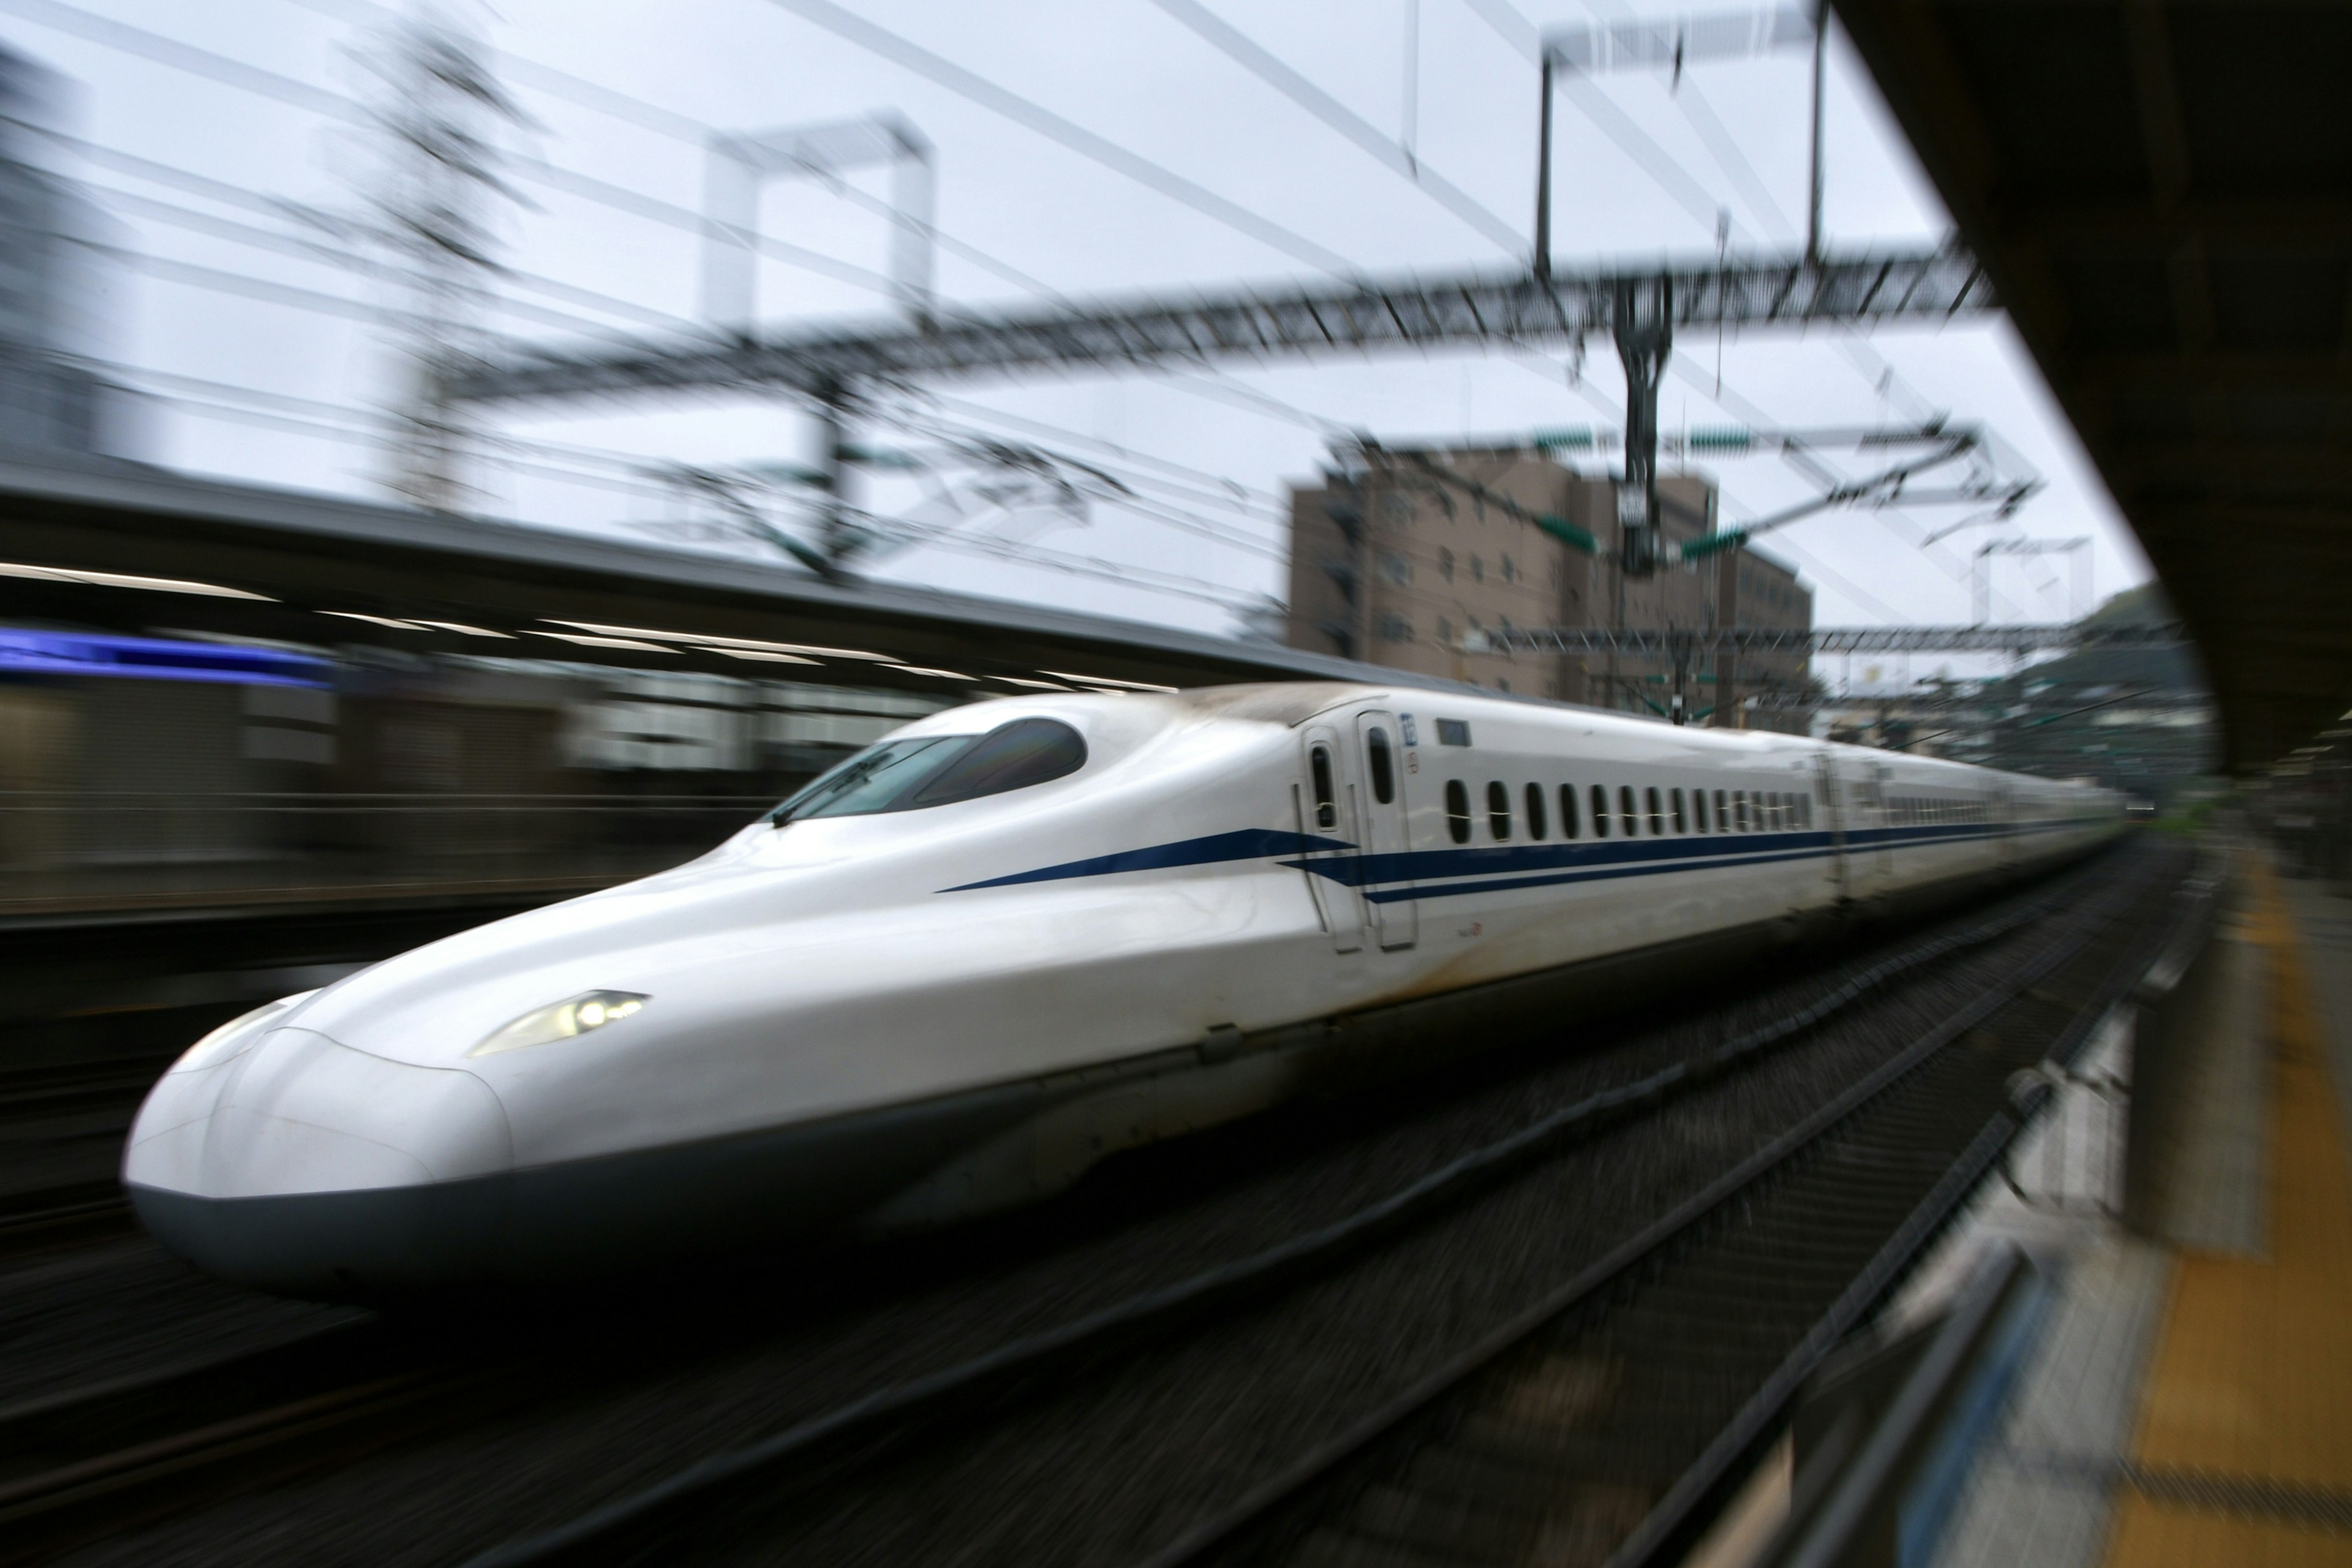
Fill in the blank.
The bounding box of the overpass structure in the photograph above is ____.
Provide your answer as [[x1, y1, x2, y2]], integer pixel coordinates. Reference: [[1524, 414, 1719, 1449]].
[[1837, 1, 2352, 769], [449, 250, 1995, 404]]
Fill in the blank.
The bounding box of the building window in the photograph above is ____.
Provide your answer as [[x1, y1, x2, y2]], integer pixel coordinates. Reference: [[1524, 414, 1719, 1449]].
[[1487, 781, 1512, 840], [1469, 554, 1485, 582], [1501, 553, 1516, 582], [1446, 780, 1471, 843], [1559, 783, 1580, 839], [1591, 783, 1610, 837], [1380, 551, 1412, 585], [1435, 616, 1453, 645], [1378, 612, 1414, 643], [1525, 782, 1547, 839], [1438, 548, 1455, 582]]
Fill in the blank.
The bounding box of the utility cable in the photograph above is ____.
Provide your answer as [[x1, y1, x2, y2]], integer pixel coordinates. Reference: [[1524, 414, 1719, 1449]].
[[762, 0, 1362, 279], [1142, 0, 1525, 257]]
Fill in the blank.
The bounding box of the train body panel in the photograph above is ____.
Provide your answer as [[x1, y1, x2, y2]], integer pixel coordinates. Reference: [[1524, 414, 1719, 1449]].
[[124, 682, 2124, 1295]]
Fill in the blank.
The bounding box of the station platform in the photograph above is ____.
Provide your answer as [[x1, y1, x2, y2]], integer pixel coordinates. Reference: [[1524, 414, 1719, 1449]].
[[1920, 854, 2352, 1567]]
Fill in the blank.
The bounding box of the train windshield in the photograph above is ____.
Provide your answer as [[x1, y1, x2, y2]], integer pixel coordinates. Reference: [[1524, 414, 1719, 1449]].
[[770, 718, 1087, 824]]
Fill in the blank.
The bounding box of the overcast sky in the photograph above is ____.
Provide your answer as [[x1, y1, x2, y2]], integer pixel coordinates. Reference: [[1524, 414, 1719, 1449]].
[[9, 0, 2152, 683]]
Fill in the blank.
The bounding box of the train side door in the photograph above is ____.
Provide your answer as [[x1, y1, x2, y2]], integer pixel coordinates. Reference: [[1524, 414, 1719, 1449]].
[[1299, 726, 1364, 954], [1353, 711, 1417, 949], [1814, 754, 1851, 907], [1867, 763, 1896, 882]]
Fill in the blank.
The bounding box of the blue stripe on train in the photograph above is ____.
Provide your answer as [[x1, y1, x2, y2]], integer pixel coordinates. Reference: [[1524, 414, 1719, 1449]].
[[941, 816, 2092, 897], [941, 827, 1357, 892]]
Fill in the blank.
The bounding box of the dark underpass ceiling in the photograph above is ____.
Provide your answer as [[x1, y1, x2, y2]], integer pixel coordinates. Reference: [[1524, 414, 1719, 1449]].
[[1835, 0, 2352, 771]]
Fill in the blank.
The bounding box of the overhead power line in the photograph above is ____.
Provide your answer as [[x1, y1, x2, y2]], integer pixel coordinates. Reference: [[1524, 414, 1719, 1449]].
[[761, 0, 1362, 278], [1143, 0, 1526, 257]]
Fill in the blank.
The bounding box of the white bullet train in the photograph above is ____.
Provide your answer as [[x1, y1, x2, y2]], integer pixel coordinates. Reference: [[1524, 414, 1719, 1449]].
[[124, 682, 2120, 1296]]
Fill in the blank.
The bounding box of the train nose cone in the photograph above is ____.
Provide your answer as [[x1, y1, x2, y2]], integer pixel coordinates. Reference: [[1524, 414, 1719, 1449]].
[[124, 1028, 514, 1297]]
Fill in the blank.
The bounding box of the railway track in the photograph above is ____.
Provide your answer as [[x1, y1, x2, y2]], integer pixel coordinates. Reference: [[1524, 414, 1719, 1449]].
[[1142, 864, 2201, 1568], [415, 847, 2188, 1568], [1, 846, 2183, 1567]]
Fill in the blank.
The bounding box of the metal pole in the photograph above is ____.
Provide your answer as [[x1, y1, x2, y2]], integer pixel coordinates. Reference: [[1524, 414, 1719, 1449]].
[[1807, 0, 1828, 265], [815, 380, 850, 568], [1613, 277, 1671, 578], [1534, 50, 1554, 281]]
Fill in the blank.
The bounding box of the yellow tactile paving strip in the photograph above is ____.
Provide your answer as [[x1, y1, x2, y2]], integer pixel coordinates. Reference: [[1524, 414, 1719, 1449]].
[[2106, 866, 2352, 1565]]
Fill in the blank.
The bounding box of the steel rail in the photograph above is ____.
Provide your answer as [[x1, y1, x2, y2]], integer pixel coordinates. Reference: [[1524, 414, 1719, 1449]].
[[1129, 858, 2173, 1568]]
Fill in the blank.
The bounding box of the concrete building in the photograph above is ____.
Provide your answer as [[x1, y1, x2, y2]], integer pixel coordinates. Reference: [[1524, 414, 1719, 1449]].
[[1285, 443, 1814, 731], [0, 47, 132, 459]]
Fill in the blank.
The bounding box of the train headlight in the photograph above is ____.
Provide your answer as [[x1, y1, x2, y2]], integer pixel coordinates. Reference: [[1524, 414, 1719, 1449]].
[[468, 991, 649, 1058], [172, 990, 319, 1074]]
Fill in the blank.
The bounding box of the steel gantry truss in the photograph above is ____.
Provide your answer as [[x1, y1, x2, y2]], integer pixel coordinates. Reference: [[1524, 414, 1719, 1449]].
[[448, 247, 1995, 404], [1485, 622, 2187, 658]]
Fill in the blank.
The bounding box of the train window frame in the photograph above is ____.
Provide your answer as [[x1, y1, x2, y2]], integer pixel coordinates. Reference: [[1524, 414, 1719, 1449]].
[[1694, 790, 1709, 833], [1525, 782, 1548, 840], [1591, 783, 1611, 838], [1445, 780, 1471, 843], [1619, 785, 1638, 837], [1366, 728, 1396, 805], [1646, 786, 1664, 835], [1308, 745, 1340, 831], [1560, 783, 1580, 839], [1714, 789, 1728, 829], [1735, 790, 1749, 832], [1671, 788, 1686, 834], [1487, 781, 1512, 840]]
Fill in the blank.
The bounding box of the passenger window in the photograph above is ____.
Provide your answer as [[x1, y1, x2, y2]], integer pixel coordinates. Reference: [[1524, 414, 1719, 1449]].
[[1445, 780, 1471, 843], [1487, 781, 1512, 840], [1591, 783, 1611, 837], [1366, 729, 1395, 805], [1672, 788, 1686, 834], [1694, 791, 1709, 833], [1619, 785, 1638, 837], [1735, 791, 1749, 831], [1309, 745, 1338, 831], [1525, 782, 1547, 840], [1561, 784, 1580, 839], [1647, 786, 1664, 835], [1714, 789, 1728, 827]]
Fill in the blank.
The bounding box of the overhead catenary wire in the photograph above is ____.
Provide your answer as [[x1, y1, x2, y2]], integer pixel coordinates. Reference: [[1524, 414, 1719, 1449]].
[[760, 0, 1363, 279], [263, 0, 1363, 510], [1142, 0, 1526, 257], [36, 0, 2039, 628], [126, 377, 1271, 610]]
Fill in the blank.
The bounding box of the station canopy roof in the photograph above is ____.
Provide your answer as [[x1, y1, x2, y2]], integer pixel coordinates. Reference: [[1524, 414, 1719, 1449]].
[[1838, 1, 2352, 770]]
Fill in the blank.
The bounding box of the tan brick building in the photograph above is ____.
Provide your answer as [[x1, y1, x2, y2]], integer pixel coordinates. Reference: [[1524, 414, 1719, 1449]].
[[1285, 445, 1814, 731]]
